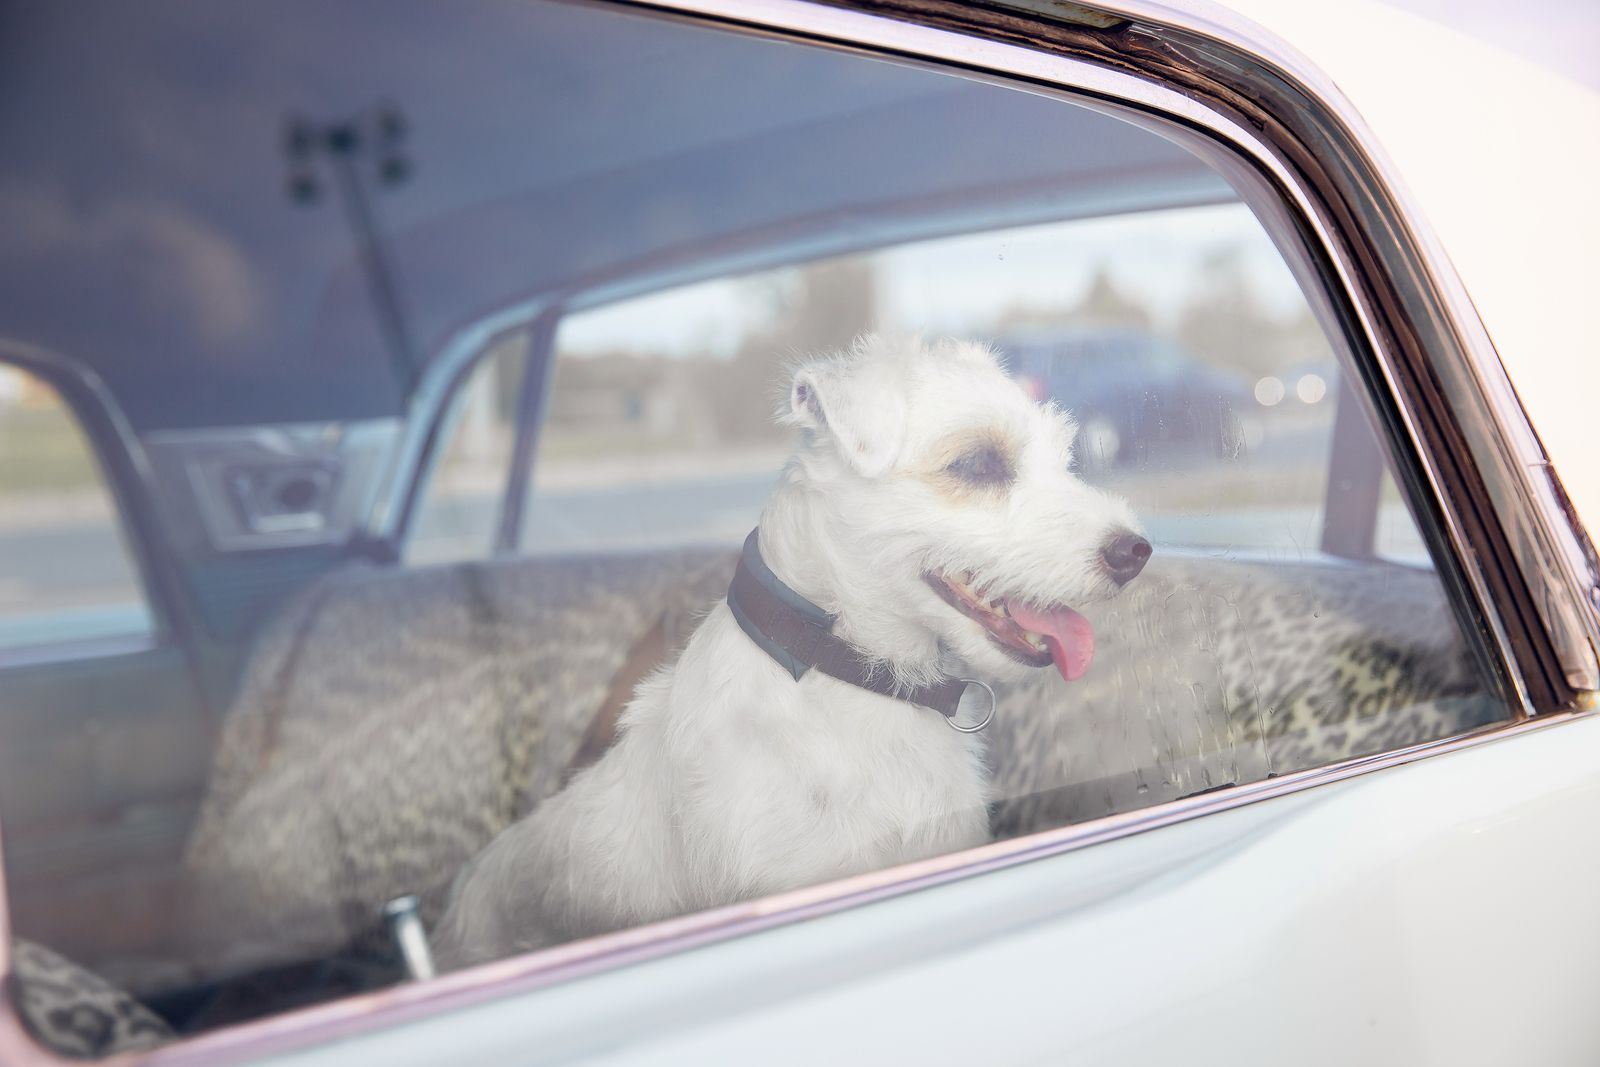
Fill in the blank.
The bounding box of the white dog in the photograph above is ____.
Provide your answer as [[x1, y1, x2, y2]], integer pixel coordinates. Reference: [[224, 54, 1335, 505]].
[[434, 334, 1149, 968]]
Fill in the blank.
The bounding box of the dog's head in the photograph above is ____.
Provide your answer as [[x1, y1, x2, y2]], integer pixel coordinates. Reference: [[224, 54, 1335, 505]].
[[767, 334, 1149, 687]]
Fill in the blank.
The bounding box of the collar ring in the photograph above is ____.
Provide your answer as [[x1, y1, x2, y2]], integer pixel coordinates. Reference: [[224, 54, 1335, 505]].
[[947, 679, 996, 733]]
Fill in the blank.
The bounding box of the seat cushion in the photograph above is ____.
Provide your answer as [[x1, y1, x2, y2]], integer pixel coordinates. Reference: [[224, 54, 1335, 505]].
[[179, 549, 735, 986], [989, 555, 1499, 835]]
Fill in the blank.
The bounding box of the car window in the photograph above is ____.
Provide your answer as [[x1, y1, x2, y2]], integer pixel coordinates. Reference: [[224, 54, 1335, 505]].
[[528, 204, 1357, 561], [0, 365, 153, 654], [0, 0, 1511, 1055], [518, 204, 1501, 844]]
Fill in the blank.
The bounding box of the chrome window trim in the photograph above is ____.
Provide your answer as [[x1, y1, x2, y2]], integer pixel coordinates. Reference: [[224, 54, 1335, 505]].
[[4, 1, 1597, 1062]]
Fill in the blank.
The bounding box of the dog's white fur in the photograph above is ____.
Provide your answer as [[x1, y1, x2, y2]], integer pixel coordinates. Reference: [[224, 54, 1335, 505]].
[[434, 334, 1141, 967]]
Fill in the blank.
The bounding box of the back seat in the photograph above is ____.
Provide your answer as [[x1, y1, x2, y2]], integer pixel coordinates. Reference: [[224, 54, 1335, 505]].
[[989, 555, 1499, 835], [177, 549, 735, 991], [171, 547, 1497, 996]]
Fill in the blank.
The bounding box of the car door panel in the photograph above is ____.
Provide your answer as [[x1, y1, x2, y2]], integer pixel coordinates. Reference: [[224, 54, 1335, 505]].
[[0, 644, 208, 963]]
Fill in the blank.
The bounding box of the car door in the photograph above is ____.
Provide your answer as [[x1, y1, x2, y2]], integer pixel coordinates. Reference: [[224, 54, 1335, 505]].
[[0, 349, 211, 975], [1, 1, 1595, 1065]]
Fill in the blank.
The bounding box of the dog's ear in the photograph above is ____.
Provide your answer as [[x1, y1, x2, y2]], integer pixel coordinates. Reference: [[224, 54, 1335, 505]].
[[787, 360, 906, 477]]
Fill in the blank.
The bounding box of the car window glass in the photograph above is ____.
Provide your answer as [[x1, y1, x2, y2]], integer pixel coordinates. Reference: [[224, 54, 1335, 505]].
[[523, 204, 1503, 849], [0, 0, 1509, 1053], [532, 204, 1357, 561], [0, 366, 153, 653]]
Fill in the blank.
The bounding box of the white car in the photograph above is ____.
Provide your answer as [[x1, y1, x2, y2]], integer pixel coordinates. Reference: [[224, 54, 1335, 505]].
[[0, 1, 1596, 1065]]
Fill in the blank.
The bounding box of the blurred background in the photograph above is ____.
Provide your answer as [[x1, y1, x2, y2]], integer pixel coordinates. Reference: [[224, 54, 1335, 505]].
[[410, 202, 1417, 564]]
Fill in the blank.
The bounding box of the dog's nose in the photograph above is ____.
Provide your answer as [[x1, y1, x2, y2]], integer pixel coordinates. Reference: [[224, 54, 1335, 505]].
[[1101, 531, 1152, 585]]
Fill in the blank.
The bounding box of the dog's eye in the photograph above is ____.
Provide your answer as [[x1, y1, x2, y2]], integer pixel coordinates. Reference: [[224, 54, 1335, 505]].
[[946, 445, 1013, 485]]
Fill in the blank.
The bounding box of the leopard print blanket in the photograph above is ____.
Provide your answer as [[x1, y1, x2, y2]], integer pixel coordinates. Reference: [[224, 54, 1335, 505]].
[[169, 549, 1497, 996], [9, 939, 171, 1057], [988, 556, 1499, 835]]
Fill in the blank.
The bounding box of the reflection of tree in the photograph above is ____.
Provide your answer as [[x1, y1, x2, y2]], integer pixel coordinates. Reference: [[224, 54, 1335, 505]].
[[1176, 248, 1331, 378], [995, 264, 1150, 334], [984, 250, 1334, 381], [1077, 269, 1153, 330], [694, 257, 877, 442], [542, 259, 877, 453]]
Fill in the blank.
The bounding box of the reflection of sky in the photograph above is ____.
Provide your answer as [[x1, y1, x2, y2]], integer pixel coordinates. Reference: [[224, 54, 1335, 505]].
[[561, 203, 1302, 359], [876, 204, 1302, 336]]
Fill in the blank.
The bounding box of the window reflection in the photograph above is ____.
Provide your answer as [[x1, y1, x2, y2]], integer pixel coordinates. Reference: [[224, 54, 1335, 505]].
[[527, 204, 1353, 561]]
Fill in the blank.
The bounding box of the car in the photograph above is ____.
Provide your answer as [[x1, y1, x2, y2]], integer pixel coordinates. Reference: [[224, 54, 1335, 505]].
[[987, 325, 1253, 468], [1, 1, 1597, 1065]]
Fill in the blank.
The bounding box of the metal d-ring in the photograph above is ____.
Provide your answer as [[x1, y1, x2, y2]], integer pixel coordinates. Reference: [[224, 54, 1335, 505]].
[[948, 679, 996, 733]]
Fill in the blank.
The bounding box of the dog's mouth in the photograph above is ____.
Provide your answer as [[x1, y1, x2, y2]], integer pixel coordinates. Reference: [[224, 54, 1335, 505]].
[[923, 572, 1095, 683]]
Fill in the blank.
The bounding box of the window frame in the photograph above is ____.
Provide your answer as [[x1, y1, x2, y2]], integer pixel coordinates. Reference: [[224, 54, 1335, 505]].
[[0, 340, 190, 667], [4, 0, 1596, 1062], [393, 304, 561, 562]]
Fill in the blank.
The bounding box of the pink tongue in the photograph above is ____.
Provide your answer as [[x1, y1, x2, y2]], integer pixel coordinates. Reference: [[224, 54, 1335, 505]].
[[1005, 602, 1095, 683]]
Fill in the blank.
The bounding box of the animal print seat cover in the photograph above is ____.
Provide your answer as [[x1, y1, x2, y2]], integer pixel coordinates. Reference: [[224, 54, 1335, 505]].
[[9, 939, 172, 1057], [987, 556, 1500, 834]]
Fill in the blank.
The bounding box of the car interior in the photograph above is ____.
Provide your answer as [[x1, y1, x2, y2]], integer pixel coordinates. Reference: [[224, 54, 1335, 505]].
[[0, 0, 1508, 1056]]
